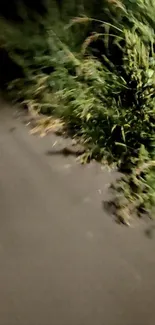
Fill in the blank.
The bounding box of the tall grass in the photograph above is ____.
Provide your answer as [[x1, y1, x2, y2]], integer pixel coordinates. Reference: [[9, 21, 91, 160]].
[[1, 0, 155, 224]]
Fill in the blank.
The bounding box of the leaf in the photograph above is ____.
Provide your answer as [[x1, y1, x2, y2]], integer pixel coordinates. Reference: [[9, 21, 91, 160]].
[[115, 142, 127, 148], [86, 113, 91, 121], [121, 126, 126, 143], [147, 69, 154, 78], [111, 125, 117, 133]]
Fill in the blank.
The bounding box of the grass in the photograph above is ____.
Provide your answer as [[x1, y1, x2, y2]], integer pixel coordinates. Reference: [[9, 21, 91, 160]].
[[1, 0, 155, 224]]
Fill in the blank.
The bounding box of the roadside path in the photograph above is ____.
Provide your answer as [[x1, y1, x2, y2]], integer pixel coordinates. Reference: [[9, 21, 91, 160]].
[[0, 103, 155, 325]]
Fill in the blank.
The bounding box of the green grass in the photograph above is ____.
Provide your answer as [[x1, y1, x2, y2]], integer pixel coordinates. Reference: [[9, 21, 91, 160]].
[[1, 0, 155, 224]]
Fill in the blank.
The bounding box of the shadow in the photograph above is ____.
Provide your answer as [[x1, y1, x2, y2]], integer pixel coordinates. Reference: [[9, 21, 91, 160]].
[[102, 200, 121, 224], [46, 147, 84, 158], [103, 200, 116, 216], [9, 127, 16, 133], [145, 224, 155, 239], [54, 130, 68, 138], [102, 200, 130, 226]]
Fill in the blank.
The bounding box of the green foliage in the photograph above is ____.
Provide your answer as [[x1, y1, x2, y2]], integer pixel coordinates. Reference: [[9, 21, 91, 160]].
[[112, 146, 155, 225], [1, 0, 155, 224]]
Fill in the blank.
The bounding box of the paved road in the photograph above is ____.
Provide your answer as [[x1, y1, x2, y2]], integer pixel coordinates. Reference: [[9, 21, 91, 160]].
[[0, 103, 155, 325]]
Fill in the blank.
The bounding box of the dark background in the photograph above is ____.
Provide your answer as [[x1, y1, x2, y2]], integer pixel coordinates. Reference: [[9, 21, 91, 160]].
[[0, 0, 46, 20], [0, 0, 46, 88]]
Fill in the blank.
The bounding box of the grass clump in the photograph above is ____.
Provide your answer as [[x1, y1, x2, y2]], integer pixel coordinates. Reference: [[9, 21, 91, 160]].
[[1, 0, 155, 224]]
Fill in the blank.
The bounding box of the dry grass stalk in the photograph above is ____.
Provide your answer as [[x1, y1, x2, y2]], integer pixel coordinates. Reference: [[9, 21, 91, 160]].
[[82, 32, 103, 54], [30, 117, 64, 137]]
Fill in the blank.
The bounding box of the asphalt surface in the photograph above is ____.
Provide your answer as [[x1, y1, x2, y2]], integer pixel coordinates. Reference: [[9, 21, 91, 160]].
[[0, 103, 155, 325]]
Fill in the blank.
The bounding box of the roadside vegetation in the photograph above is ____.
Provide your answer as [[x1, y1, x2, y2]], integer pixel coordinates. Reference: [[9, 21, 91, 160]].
[[1, 0, 155, 224]]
